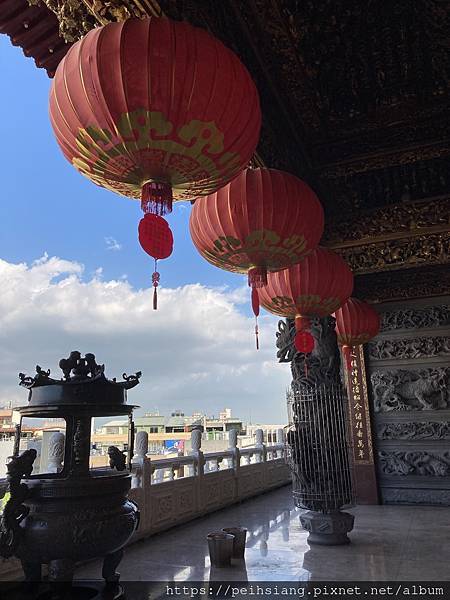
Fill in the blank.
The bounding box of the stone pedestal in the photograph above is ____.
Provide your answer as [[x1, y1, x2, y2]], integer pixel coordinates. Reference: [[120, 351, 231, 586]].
[[300, 510, 354, 545]]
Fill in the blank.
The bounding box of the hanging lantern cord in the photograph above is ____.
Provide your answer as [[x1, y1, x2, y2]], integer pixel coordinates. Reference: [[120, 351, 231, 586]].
[[152, 259, 160, 311]]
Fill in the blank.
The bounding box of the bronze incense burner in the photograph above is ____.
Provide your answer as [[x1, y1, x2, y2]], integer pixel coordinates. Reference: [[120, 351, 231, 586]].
[[0, 352, 140, 586]]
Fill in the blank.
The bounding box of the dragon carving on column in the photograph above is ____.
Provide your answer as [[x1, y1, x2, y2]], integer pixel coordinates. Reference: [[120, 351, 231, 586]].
[[276, 316, 342, 389], [276, 316, 354, 518]]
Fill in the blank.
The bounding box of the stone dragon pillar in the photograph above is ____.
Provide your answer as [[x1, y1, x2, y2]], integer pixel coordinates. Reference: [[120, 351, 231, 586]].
[[277, 316, 355, 544]]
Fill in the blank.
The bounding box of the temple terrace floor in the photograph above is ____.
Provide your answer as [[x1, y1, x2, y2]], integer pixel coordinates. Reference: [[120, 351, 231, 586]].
[[75, 485, 450, 582]]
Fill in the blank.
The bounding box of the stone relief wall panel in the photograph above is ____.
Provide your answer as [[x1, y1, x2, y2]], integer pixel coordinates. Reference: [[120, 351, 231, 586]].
[[379, 451, 450, 477], [368, 335, 450, 361], [379, 305, 450, 333], [365, 298, 450, 505], [371, 367, 449, 412], [377, 421, 450, 440]]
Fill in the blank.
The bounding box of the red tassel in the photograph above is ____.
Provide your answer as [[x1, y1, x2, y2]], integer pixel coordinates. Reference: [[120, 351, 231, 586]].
[[255, 319, 259, 350], [152, 261, 160, 311], [141, 181, 173, 216]]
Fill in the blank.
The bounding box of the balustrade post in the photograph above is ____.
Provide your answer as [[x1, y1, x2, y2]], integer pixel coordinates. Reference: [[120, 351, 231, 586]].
[[255, 428, 266, 463], [189, 429, 204, 477], [132, 430, 149, 488], [228, 429, 240, 472], [47, 432, 65, 473], [190, 429, 204, 513], [277, 428, 285, 459]]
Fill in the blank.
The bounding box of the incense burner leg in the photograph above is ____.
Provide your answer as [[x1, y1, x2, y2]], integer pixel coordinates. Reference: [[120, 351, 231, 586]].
[[21, 560, 42, 582], [48, 558, 75, 582], [102, 548, 123, 583]]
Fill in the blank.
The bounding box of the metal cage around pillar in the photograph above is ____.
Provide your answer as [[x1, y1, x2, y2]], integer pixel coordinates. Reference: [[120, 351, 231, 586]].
[[286, 382, 355, 512]]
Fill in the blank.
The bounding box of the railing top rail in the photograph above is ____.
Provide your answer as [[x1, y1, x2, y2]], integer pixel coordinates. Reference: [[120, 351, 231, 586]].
[[150, 455, 197, 469], [239, 447, 258, 455], [203, 450, 233, 460]]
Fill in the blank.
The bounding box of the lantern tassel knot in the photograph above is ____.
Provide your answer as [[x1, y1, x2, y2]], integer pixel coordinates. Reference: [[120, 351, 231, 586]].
[[141, 181, 173, 216], [248, 266, 268, 289]]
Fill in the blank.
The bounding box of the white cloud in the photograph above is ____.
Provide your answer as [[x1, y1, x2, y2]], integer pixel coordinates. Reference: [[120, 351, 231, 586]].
[[104, 236, 122, 251], [0, 256, 291, 423]]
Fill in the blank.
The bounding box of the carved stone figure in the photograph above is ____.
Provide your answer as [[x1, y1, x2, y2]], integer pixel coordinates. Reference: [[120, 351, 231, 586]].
[[371, 368, 449, 412], [108, 446, 126, 471], [59, 351, 81, 380]]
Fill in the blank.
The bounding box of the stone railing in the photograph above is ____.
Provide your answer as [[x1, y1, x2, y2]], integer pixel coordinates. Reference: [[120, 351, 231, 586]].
[[128, 427, 290, 539], [0, 428, 290, 579]]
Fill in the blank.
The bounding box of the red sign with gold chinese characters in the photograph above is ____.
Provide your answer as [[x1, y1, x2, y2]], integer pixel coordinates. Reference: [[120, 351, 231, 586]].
[[344, 345, 379, 503]]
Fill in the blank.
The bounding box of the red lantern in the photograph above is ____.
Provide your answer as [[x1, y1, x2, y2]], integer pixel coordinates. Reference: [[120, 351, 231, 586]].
[[189, 168, 324, 347], [49, 18, 261, 213], [334, 298, 380, 370], [49, 18, 261, 305], [258, 248, 354, 353], [138, 214, 173, 310]]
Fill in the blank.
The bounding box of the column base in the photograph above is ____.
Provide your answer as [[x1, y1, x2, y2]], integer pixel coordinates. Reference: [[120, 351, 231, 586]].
[[300, 510, 354, 545]]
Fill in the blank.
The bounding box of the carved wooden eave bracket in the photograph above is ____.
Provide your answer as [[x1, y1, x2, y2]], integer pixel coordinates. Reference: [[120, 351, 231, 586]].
[[27, 0, 162, 43]]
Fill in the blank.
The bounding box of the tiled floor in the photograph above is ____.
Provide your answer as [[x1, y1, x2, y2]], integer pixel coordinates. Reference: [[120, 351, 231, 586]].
[[76, 485, 450, 581]]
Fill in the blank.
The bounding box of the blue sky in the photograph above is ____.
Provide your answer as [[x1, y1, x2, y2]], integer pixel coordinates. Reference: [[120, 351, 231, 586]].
[[0, 36, 246, 293], [0, 36, 290, 423]]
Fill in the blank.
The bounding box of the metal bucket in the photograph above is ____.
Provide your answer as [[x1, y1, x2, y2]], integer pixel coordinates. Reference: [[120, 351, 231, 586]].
[[207, 532, 235, 567], [222, 527, 247, 559]]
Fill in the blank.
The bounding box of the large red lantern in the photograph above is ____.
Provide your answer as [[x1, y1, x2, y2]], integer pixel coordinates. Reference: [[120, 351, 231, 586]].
[[259, 248, 354, 353], [49, 17, 261, 304], [189, 168, 324, 346], [334, 298, 380, 369], [50, 17, 261, 212]]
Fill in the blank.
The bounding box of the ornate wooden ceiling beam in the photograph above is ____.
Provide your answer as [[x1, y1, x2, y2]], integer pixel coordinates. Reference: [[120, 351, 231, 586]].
[[354, 264, 450, 304], [27, 0, 163, 42], [323, 196, 450, 276], [226, 0, 316, 180]]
